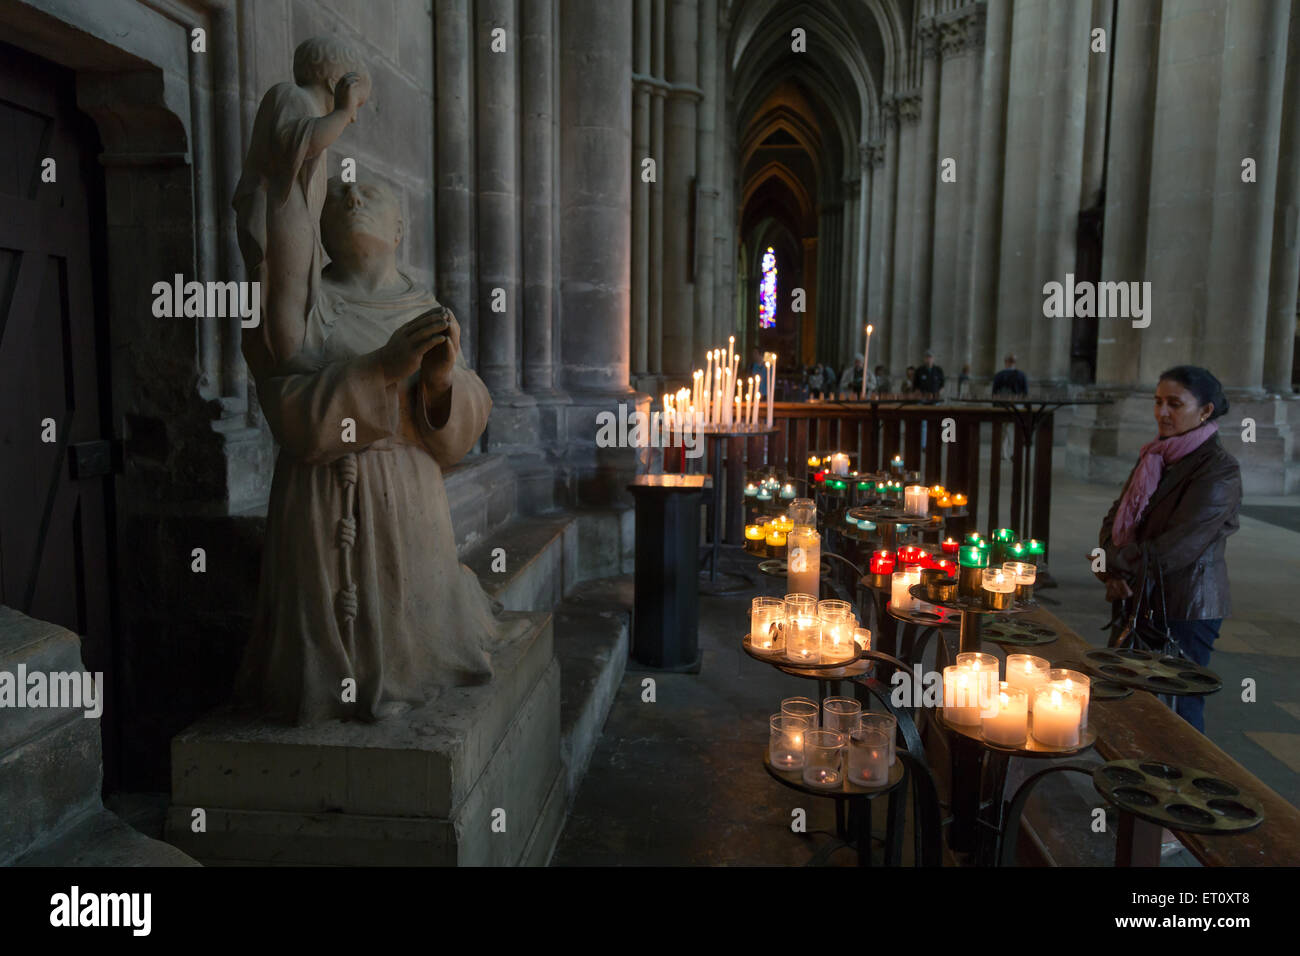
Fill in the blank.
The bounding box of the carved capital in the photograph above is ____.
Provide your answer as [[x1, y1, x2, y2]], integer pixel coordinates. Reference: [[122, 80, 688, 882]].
[[891, 91, 922, 125], [937, 5, 987, 59], [918, 18, 940, 59], [866, 139, 886, 168]]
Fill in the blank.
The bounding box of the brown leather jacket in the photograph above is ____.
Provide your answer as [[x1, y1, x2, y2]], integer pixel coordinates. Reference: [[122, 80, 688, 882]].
[[1100, 434, 1241, 621]]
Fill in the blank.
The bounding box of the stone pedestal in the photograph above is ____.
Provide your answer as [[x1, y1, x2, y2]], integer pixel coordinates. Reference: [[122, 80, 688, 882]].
[[166, 611, 563, 866]]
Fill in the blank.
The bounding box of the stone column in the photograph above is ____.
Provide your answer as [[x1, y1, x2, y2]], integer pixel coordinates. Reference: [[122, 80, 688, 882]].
[[435, 0, 475, 362], [631, 0, 652, 381], [476, 0, 522, 399], [946, 5, 986, 376], [802, 235, 819, 362], [1264, 11, 1300, 393], [1079, 0, 1113, 212], [993, 0, 1046, 372], [1029, 0, 1089, 384], [967, 0, 1010, 380], [928, 15, 967, 363], [560, 0, 633, 393], [648, 0, 666, 376], [661, 0, 699, 379], [522, 0, 557, 396], [693, 0, 718, 367], [815, 204, 841, 366], [1093, 0, 1159, 389], [910, 24, 941, 353], [838, 183, 859, 366], [889, 94, 920, 374], [852, 145, 871, 364], [1202, 0, 1291, 393], [868, 104, 898, 367]]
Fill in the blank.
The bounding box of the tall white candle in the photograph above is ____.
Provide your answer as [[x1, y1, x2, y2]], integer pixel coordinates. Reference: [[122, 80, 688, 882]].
[[861, 324, 873, 399], [703, 352, 713, 424], [765, 358, 774, 427]]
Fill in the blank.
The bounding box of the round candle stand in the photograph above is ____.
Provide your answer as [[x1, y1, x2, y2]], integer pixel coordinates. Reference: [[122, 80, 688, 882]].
[[846, 505, 945, 550], [1078, 648, 1222, 697], [742, 632, 873, 703], [937, 710, 1097, 759], [979, 615, 1060, 648], [1092, 760, 1265, 835], [1054, 658, 1133, 701], [763, 751, 905, 866], [902, 583, 1038, 655], [741, 633, 866, 671]]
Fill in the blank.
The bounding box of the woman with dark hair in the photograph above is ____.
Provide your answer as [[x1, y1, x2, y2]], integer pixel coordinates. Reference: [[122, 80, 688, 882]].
[[1098, 365, 1241, 733]]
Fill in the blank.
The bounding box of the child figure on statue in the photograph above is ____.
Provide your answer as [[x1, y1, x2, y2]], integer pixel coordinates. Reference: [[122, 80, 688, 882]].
[[233, 36, 370, 377]]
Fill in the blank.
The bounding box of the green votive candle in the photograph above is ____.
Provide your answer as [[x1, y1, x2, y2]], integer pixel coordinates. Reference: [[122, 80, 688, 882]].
[[959, 545, 990, 569], [964, 532, 984, 545], [1025, 538, 1046, 565], [993, 528, 1016, 542], [1006, 541, 1028, 562]]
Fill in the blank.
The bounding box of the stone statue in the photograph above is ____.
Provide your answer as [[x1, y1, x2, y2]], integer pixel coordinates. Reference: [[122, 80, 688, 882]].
[[233, 172, 517, 724], [233, 36, 370, 378]]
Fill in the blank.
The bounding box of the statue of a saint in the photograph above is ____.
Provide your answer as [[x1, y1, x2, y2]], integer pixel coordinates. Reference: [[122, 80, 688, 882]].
[[234, 175, 514, 724]]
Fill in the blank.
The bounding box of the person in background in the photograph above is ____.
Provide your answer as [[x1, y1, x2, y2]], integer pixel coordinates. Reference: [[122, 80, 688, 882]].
[[1097, 365, 1240, 735], [901, 366, 916, 397], [913, 351, 945, 398], [957, 364, 972, 399], [750, 347, 767, 398], [872, 364, 891, 396], [839, 354, 864, 396], [806, 362, 826, 398], [992, 353, 1029, 396]]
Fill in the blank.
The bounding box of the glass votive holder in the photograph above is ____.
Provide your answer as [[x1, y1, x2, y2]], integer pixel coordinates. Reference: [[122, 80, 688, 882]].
[[853, 627, 872, 653], [784, 592, 817, 618], [1003, 560, 1037, 602], [781, 696, 819, 727], [769, 714, 810, 770], [822, 697, 862, 739], [942, 664, 988, 725], [859, 712, 897, 766], [1048, 668, 1092, 731], [802, 729, 844, 789], [981, 682, 1029, 746], [847, 727, 891, 785], [785, 614, 823, 663], [981, 566, 1016, 610], [1032, 686, 1085, 748], [750, 596, 785, 652], [817, 599, 856, 659], [1006, 653, 1051, 710]]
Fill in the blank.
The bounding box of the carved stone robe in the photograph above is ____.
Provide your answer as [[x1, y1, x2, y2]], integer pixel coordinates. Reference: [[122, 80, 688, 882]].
[[235, 272, 506, 724]]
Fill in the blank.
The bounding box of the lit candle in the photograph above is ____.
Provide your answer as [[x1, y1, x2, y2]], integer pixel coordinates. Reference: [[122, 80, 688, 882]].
[[860, 324, 873, 399], [981, 567, 1016, 610], [941, 537, 960, 554], [744, 482, 758, 497], [780, 482, 796, 499], [890, 455, 904, 474], [891, 570, 916, 612], [808, 455, 821, 468], [756, 487, 772, 501], [929, 484, 945, 498], [765, 528, 787, 548], [942, 665, 984, 726], [982, 683, 1029, 746], [937, 495, 952, 510], [829, 452, 850, 476], [958, 545, 990, 598], [769, 714, 808, 770], [817, 599, 856, 658], [774, 515, 794, 533], [745, 524, 765, 541], [750, 596, 785, 651], [933, 558, 955, 576], [1032, 687, 1083, 748], [1025, 539, 1046, 564], [904, 484, 930, 516], [787, 526, 821, 597], [1005, 541, 1028, 563], [952, 493, 967, 508], [859, 519, 877, 531], [785, 614, 822, 663], [870, 550, 896, 575], [1006, 654, 1050, 710], [1049, 669, 1092, 731], [1004, 560, 1037, 601], [765, 354, 775, 429]]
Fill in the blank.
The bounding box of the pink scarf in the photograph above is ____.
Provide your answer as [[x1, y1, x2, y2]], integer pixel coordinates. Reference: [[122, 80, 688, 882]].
[[1111, 421, 1218, 547]]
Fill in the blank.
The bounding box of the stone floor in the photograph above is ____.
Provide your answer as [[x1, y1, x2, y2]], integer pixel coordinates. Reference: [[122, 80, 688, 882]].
[[552, 457, 1300, 866]]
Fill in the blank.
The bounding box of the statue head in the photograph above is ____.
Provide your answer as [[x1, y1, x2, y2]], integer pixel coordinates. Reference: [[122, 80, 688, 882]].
[[322, 176, 403, 266], [293, 36, 370, 97]]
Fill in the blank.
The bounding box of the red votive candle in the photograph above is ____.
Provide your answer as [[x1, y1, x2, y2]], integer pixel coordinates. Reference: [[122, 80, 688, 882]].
[[941, 537, 959, 555], [870, 550, 896, 575]]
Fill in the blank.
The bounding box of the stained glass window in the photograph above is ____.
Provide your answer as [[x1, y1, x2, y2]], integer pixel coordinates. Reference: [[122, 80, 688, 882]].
[[758, 247, 777, 329]]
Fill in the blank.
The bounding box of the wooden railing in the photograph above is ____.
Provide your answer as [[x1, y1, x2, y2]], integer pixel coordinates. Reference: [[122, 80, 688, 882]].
[[748, 400, 1055, 547]]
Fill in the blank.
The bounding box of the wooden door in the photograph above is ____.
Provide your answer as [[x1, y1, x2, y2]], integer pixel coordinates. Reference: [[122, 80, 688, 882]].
[[0, 42, 117, 786]]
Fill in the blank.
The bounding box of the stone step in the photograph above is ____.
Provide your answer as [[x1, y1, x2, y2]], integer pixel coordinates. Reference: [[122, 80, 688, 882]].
[[553, 576, 633, 805], [13, 808, 197, 867], [462, 514, 576, 613], [0, 605, 92, 753]]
